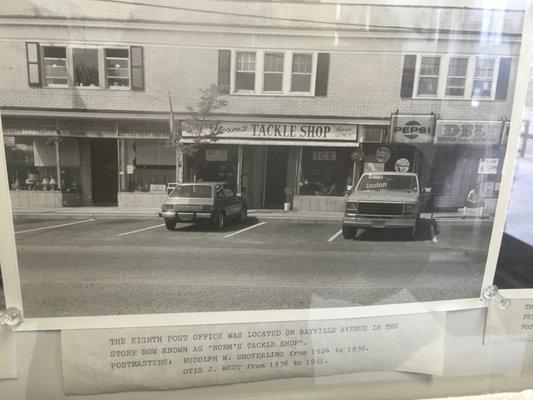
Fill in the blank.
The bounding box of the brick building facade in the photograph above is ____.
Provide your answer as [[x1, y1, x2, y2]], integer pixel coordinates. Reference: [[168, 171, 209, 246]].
[[0, 1, 523, 212]]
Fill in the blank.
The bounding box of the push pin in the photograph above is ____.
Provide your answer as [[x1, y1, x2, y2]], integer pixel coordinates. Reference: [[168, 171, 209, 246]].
[[483, 285, 511, 309], [0, 307, 23, 327]]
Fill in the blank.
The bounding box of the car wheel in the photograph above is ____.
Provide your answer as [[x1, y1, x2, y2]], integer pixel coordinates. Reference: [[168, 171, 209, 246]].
[[165, 220, 176, 231], [239, 207, 247, 224], [214, 212, 225, 231], [342, 226, 356, 239]]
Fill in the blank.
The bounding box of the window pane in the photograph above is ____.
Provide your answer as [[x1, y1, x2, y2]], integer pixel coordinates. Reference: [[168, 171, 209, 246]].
[[291, 74, 311, 92], [292, 54, 312, 73], [445, 77, 466, 96], [448, 57, 468, 76], [235, 72, 255, 91], [472, 80, 492, 97], [420, 57, 440, 75], [264, 53, 284, 72], [42, 46, 67, 86], [106, 48, 129, 88], [475, 58, 495, 78], [417, 77, 439, 95], [263, 73, 282, 92], [445, 87, 465, 96], [73, 48, 99, 87], [236, 52, 256, 72]]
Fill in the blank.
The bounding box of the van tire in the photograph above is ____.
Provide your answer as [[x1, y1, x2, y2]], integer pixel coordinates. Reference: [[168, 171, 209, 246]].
[[165, 220, 176, 231], [342, 226, 357, 239]]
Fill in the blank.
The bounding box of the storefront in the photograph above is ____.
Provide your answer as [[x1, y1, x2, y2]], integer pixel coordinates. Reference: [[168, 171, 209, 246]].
[[181, 120, 362, 210]]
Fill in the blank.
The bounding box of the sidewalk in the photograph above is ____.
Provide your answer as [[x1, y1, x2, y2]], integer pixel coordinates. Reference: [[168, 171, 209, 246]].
[[10, 206, 492, 223]]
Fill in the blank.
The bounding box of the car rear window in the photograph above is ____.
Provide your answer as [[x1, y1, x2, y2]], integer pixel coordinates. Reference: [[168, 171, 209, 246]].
[[169, 185, 212, 198]]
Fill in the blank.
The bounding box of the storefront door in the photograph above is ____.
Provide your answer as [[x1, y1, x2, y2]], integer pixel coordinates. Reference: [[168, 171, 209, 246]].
[[264, 146, 289, 208], [90, 139, 118, 205]]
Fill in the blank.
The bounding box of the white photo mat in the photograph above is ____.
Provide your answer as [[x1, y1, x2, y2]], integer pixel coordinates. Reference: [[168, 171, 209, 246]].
[[0, 0, 529, 334]]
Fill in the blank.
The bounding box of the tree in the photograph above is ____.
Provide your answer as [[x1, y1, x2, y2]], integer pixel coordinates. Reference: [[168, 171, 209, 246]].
[[171, 85, 228, 182]]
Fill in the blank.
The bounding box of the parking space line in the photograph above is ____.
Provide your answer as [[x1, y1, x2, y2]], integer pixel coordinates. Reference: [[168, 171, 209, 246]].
[[118, 223, 165, 236], [431, 225, 438, 243], [15, 219, 95, 234], [327, 229, 343, 242], [224, 222, 266, 238]]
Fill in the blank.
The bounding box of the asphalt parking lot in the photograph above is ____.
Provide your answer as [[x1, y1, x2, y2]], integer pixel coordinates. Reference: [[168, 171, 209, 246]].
[[10, 215, 492, 317]]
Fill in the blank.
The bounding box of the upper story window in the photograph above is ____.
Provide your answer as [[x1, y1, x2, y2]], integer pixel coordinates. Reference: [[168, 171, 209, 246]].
[[472, 57, 496, 98], [235, 51, 256, 92], [263, 52, 284, 93], [221, 50, 326, 96], [405, 54, 506, 101], [105, 48, 130, 89], [42, 46, 67, 87], [445, 57, 468, 97], [25, 42, 144, 91], [73, 48, 99, 88], [417, 56, 440, 96], [291, 53, 313, 93]]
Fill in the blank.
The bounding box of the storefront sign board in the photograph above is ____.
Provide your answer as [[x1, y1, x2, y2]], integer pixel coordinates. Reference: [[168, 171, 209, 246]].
[[206, 149, 228, 162], [478, 158, 499, 175], [435, 121, 503, 145], [313, 151, 336, 161], [391, 115, 434, 143], [182, 122, 358, 143]]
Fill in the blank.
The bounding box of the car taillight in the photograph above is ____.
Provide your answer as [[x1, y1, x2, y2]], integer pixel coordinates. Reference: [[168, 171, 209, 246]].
[[403, 203, 415, 214], [162, 204, 174, 212], [346, 202, 357, 215]]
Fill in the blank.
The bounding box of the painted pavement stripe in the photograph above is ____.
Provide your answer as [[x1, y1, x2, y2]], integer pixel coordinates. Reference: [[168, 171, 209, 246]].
[[327, 229, 343, 242], [118, 223, 166, 236], [15, 219, 95, 234], [223, 222, 266, 238]]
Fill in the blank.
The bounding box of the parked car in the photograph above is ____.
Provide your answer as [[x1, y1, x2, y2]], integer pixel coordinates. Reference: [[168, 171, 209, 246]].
[[341, 172, 429, 239], [159, 182, 247, 231]]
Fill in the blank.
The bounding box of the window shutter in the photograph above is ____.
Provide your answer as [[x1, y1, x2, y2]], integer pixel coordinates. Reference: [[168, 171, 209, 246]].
[[130, 46, 144, 91], [315, 53, 330, 97], [218, 50, 231, 94], [495, 57, 511, 100], [26, 42, 41, 87], [400, 54, 417, 98]]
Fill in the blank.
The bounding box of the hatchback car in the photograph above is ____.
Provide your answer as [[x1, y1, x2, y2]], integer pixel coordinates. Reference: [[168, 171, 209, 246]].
[[159, 182, 247, 230]]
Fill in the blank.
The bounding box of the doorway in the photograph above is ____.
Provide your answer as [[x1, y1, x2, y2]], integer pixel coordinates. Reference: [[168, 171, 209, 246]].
[[90, 139, 118, 205], [264, 146, 289, 208]]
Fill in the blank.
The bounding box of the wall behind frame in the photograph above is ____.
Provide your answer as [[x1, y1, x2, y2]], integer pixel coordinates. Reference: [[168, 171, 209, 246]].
[[0, 308, 532, 399]]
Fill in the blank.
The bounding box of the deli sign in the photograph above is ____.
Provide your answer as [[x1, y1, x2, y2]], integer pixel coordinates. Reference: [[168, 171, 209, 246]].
[[435, 121, 503, 144], [391, 115, 434, 143]]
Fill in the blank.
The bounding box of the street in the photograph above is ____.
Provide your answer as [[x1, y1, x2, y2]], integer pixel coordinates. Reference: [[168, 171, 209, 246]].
[[12, 216, 492, 318]]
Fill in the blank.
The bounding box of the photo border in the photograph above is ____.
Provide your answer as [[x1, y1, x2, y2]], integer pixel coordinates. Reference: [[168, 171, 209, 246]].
[[0, 0, 529, 332]]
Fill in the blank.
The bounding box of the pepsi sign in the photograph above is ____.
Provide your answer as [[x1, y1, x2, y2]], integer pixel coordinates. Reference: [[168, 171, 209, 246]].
[[391, 115, 434, 143]]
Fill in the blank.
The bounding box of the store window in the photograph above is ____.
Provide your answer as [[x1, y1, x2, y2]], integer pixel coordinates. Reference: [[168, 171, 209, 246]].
[[299, 148, 352, 196], [73, 48, 99, 87], [235, 51, 256, 92], [291, 53, 313, 93], [42, 46, 68, 87], [4, 136, 81, 192], [127, 140, 176, 192], [185, 146, 238, 192], [445, 57, 468, 97], [417, 56, 441, 96], [263, 52, 284, 93], [472, 57, 495, 98], [105, 48, 130, 88]]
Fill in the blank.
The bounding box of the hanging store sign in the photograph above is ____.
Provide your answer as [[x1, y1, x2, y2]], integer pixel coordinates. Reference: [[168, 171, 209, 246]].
[[435, 121, 503, 145], [390, 115, 434, 143], [205, 149, 228, 162], [394, 158, 411, 172], [182, 122, 358, 143], [478, 158, 499, 175], [375, 147, 391, 163], [312, 151, 336, 161]]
